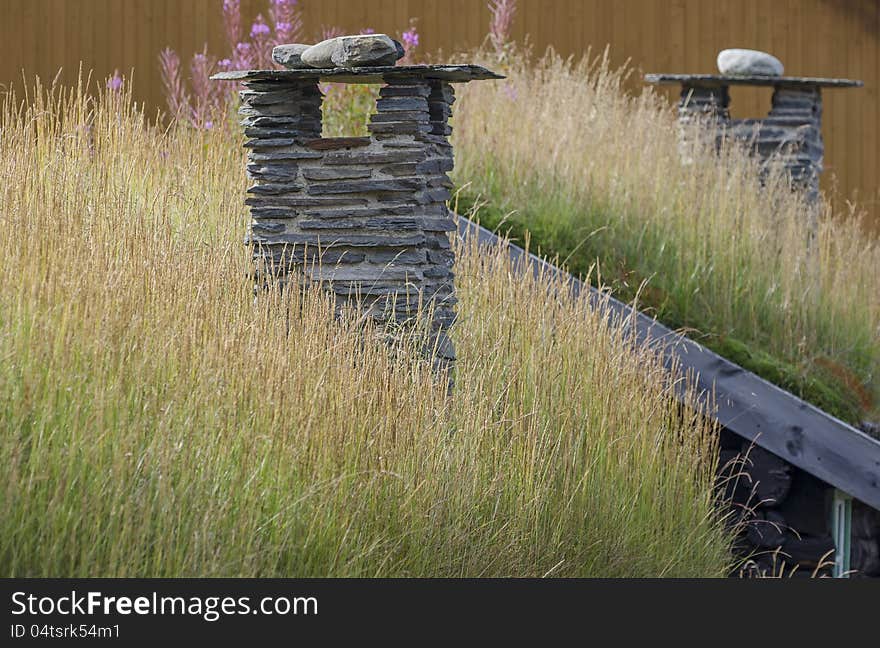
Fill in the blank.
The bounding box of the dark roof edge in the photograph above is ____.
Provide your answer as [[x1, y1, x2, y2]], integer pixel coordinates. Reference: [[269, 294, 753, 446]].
[[457, 217, 880, 509]]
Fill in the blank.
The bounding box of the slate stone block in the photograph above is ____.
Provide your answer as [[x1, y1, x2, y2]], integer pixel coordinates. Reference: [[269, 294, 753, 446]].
[[367, 248, 427, 264], [247, 183, 303, 195], [248, 149, 324, 161], [300, 205, 415, 218], [371, 111, 430, 124], [307, 178, 423, 195], [379, 84, 431, 98], [243, 137, 300, 149], [302, 167, 373, 181], [370, 121, 433, 135], [246, 196, 369, 208], [323, 150, 426, 165], [247, 164, 299, 181], [376, 97, 430, 113], [251, 232, 427, 247]]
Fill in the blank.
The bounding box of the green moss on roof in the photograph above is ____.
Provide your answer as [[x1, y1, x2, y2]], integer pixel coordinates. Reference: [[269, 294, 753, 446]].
[[455, 189, 867, 427]]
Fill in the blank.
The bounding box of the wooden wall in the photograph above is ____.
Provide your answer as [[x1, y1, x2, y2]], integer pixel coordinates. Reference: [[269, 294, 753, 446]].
[[2, 0, 877, 229]]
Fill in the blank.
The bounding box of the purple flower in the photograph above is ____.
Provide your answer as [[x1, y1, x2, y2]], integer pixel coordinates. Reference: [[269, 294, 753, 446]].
[[398, 19, 420, 63], [204, 121, 214, 130], [233, 41, 254, 70], [250, 17, 271, 39], [269, 0, 302, 45], [402, 29, 419, 49], [488, 0, 517, 54], [218, 58, 232, 70], [360, 27, 375, 34], [223, 0, 242, 50], [270, 0, 298, 15], [107, 70, 123, 91]]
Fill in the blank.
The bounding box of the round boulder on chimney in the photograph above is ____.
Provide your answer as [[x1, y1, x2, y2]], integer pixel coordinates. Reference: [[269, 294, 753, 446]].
[[301, 34, 405, 69], [272, 44, 312, 69], [717, 48, 784, 76]]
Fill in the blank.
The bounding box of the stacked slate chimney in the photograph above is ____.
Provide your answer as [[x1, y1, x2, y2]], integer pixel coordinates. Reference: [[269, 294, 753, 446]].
[[215, 58, 501, 374], [647, 49, 862, 206]]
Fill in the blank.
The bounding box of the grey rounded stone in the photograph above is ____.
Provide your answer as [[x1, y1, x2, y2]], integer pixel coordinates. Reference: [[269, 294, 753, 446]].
[[301, 34, 404, 69], [717, 49, 784, 76], [272, 44, 311, 69]]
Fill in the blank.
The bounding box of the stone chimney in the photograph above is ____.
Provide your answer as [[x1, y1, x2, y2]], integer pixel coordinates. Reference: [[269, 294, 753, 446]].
[[646, 49, 862, 205], [214, 59, 501, 374]]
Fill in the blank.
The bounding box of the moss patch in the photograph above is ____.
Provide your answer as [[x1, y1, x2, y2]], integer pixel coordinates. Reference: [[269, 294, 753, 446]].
[[702, 336, 862, 423]]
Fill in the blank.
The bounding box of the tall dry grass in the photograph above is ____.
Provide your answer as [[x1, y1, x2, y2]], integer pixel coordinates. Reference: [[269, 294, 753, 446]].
[[453, 51, 880, 424], [0, 77, 733, 577]]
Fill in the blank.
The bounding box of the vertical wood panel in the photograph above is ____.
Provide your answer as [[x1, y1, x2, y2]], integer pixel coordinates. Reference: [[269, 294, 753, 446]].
[[845, 6, 862, 207], [22, 0, 39, 92], [866, 2, 880, 214], [1, 0, 876, 231]]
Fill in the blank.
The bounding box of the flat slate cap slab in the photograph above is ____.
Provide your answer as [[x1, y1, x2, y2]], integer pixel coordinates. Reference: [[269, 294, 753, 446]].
[[212, 64, 504, 84], [644, 73, 863, 89]]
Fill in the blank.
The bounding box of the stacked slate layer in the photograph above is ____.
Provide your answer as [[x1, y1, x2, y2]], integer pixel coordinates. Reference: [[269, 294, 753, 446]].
[[676, 85, 730, 155], [677, 84, 731, 123], [735, 88, 823, 202], [718, 433, 834, 577], [677, 83, 822, 202], [718, 429, 880, 577], [646, 74, 862, 207], [231, 67, 499, 372]]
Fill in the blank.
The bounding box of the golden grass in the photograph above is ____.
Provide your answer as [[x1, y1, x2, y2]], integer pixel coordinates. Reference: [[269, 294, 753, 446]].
[[452, 50, 880, 424], [0, 77, 733, 577]]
